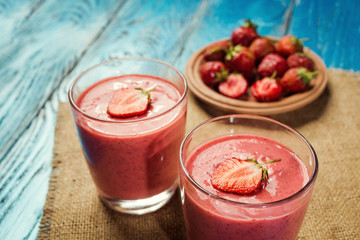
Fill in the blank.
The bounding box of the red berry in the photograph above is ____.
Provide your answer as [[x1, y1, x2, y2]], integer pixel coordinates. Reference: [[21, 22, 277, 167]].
[[249, 37, 276, 61], [287, 53, 315, 71], [280, 67, 318, 93], [199, 61, 228, 86], [276, 35, 303, 57], [231, 19, 259, 46], [225, 45, 255, 79], [204, 41, 230, 62], [218, 73, 248, 98], [211, 157, 281, 194], [251, 77, 283, 102], [257, 53, 288, 78], [107, 88, 151, 118]]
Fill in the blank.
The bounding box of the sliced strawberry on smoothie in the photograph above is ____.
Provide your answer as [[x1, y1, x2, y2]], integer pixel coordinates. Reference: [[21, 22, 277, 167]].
[[211, 157, 281, 194], [218, 73, 248, 98], [107, 88, 151, 118]]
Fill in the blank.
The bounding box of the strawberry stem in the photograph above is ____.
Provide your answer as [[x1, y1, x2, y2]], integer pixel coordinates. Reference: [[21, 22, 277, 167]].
[[259, 159, 281, 166], [245, 158, 281, 180], [214, 68, 229, 83], [297, 68, 318, 84], [135, 87, 153, 104], [225, 44, 244, 61], [135, 87, 155, 94], [290, 36, 303, 49], [270, 71, 277, 79], [244, 19, 258, 31]]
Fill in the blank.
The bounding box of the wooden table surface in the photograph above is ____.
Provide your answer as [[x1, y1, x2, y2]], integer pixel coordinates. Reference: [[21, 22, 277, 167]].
[[0, 0, 359, 239]]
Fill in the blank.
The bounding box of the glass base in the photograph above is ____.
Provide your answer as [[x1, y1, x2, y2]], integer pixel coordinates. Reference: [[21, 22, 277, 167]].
[[99, 182, 178, 215]]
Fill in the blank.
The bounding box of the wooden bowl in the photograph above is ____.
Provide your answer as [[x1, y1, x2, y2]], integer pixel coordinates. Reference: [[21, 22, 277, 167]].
[[185, 39, 328, 115]]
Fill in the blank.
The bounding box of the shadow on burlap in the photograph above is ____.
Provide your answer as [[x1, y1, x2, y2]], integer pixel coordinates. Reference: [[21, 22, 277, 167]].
[[38, 69, 360, 239]]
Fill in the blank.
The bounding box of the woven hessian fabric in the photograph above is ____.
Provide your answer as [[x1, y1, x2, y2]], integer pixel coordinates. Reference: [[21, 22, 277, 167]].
[[38, 69, 360, 239]]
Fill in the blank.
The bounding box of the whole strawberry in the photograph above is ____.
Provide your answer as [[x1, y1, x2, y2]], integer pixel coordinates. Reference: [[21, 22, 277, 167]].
[[204, 41, 230, 62], [276, 35, 303, 57], [218, 73, 248, 99], [211, 157, 281, 194], [225, 45, 255, 79], [287, 53, 315, 71], [280, 67, 318, 93], [231, 19, 259, 47], [251, 77, 283, 102], [249, 37, 276, 61], [257, 53, 288, 78], [199, 61, 228, 87]]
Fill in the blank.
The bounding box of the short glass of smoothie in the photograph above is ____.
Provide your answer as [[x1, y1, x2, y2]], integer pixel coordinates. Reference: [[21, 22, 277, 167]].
[[180, 115, 318, 240], [69, 57, 187, 214]]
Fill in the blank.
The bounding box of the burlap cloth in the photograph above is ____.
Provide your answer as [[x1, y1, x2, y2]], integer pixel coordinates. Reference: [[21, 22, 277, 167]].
[[38, 69, 360, 239]]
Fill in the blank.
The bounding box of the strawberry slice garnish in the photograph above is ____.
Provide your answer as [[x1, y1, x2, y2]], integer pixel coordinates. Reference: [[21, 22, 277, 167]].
[[107, 87, 152, 118], [211, 157, 281, 194]]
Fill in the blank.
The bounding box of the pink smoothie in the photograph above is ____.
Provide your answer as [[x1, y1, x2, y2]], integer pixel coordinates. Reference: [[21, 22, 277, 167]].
[[73, 74, 187, 200], [181, 134, 311, 240]]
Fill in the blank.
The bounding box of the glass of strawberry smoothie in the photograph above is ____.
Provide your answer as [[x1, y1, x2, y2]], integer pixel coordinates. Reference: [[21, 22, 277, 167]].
[[69, 57, 187, 214], [180, 115, 318, 240]]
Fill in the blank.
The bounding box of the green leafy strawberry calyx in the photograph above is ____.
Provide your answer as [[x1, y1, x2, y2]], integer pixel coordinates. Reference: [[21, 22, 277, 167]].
[[244, 19, 258, 31], [135, 87, 153, 104], [297, 68, 318, 84], [245, 158, 281, 180], [225, 44, 244, 61], [214, 67, 229, 83], [290, 36, 304, 49]]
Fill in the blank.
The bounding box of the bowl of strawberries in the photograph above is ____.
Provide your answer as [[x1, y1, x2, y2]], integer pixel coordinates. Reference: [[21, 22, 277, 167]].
[[185, 20, 327, 115]]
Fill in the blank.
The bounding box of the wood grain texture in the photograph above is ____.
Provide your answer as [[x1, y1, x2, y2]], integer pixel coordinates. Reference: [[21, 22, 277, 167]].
[[289, 0, 360, 70], [0, 0, 358, 239], [0, 0, 123, 239]]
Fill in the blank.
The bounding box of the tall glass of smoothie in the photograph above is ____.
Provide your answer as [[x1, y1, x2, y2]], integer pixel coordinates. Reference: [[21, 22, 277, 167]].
[[69, 57, 187, 214], [180, 115, 318, 240]]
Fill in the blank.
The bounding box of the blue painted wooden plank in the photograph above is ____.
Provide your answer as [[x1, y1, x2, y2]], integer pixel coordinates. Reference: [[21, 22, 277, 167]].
[[174, 0, 292, 71], [57, 0, 219, 99], [288, 0, 360, 70], [0, 0, 123, 161], [0, 99, 55, 239], [55, 0, 292, 98], [0, 0, 359, 240], [0, 1, 297, 239], [0, 0, 123, 239]]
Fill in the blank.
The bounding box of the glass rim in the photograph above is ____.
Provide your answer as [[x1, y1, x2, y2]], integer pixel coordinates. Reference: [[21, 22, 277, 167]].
[[68, 57, 188, 123], [179, 114, 319, 208]]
